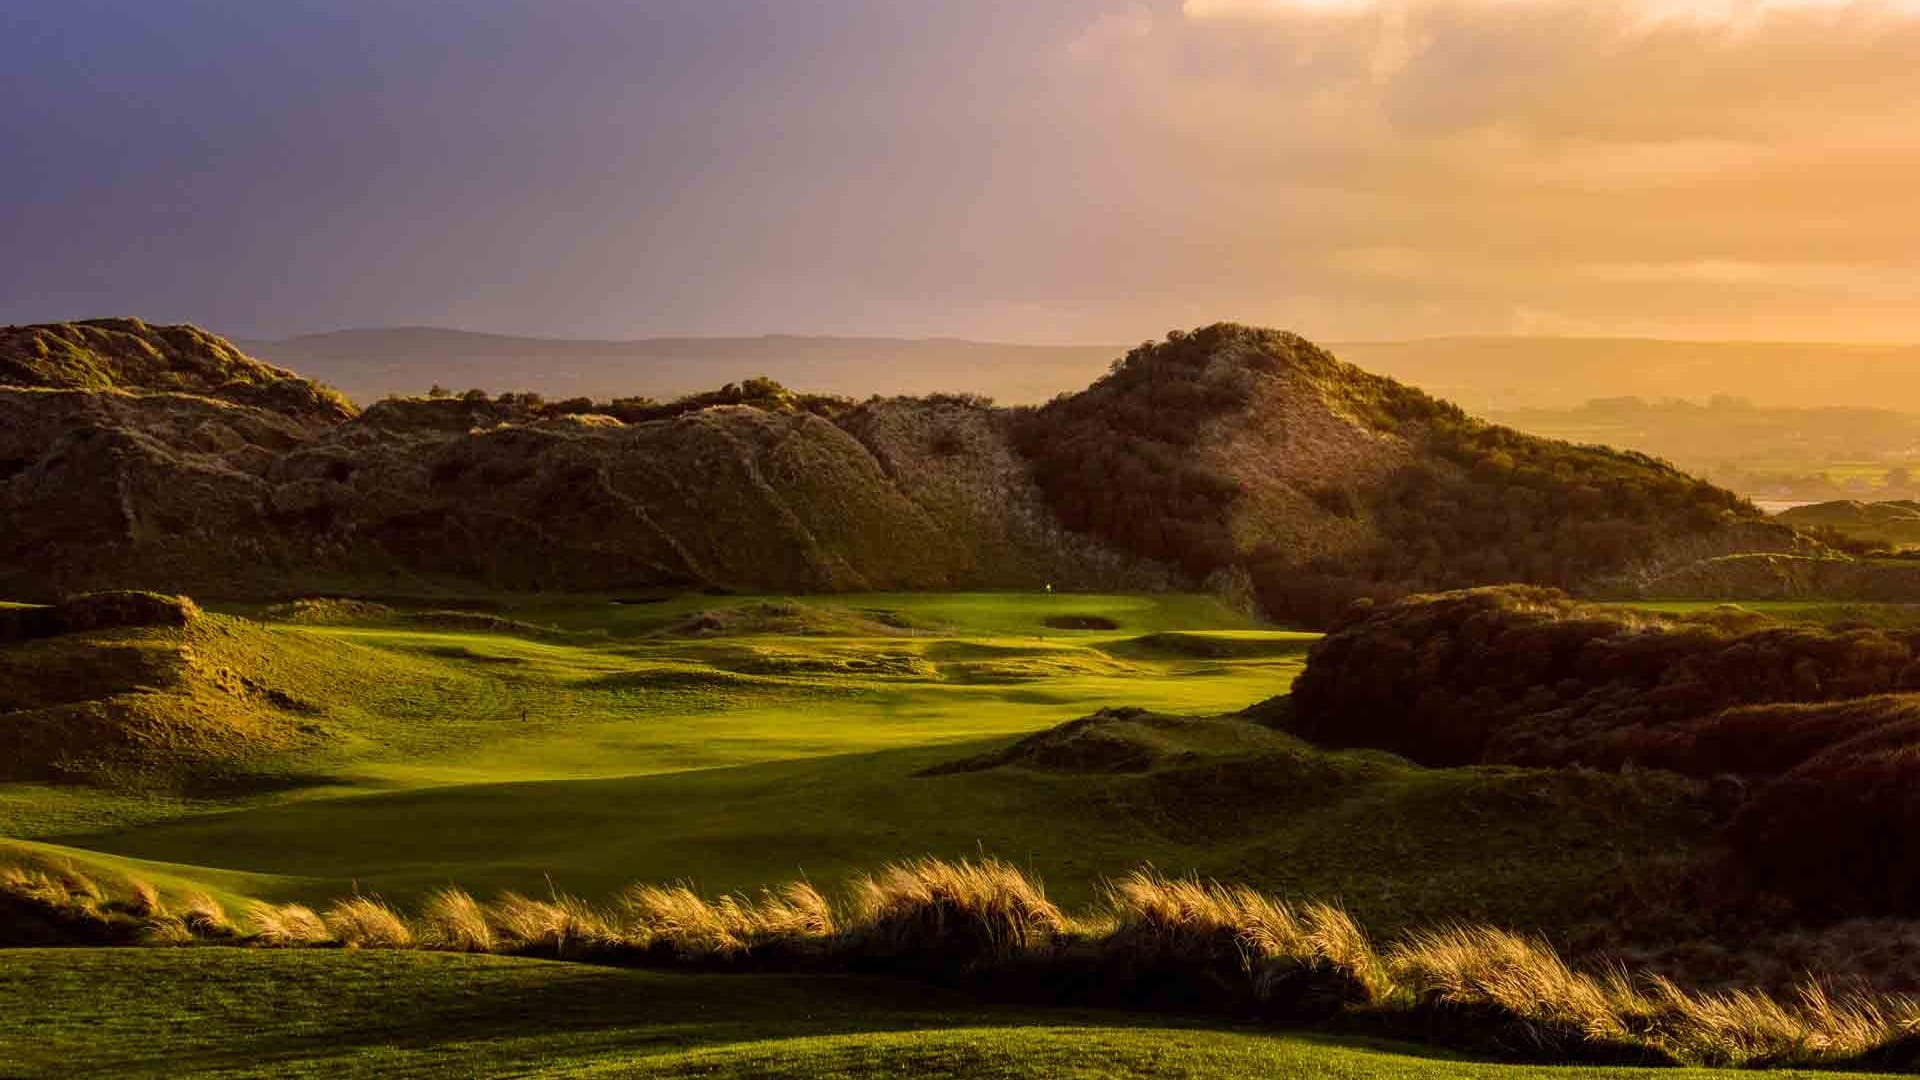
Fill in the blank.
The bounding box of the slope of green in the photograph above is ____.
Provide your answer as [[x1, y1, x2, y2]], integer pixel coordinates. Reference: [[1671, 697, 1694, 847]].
[[0, 949, 1879, 1079], [1, 591, 1710, 935], [57, 728, 1707, 934]]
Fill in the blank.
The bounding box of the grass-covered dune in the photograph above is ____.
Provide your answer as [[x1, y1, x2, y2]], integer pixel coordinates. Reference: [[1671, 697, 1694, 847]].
[[1, 318, 1806, 616], [1291, 585, 1920, 917]]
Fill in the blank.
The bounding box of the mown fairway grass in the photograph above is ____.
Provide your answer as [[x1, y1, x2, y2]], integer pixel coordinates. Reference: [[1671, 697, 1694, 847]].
[[10, 593, 1332, 904], [0, 949, 1893, 1079], [4, 594, 1708, 933], [0, 591, 1743, 1075]]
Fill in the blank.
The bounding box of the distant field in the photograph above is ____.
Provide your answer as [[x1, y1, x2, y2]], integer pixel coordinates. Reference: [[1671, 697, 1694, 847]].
[[0, 950, 1881, 1079], [1620, 599, 1920, 628]]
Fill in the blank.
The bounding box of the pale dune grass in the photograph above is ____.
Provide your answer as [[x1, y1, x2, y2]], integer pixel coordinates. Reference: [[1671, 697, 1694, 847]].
[[847, 856, 1066, 962], [10, 857, 1920, 1068], [323, 896, 414, 949], [485, 891, 620, 954], [245, 901, 332, 946], [419, 888, 493, 953]]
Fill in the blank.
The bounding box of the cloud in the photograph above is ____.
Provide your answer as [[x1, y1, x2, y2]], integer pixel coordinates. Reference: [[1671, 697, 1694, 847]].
[[1032, 0, 1920, 339], [1184, 0, 1920, 24], [1068, 3, 1156, 59]]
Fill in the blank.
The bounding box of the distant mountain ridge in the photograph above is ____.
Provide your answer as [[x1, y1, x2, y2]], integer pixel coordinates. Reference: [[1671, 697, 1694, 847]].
[[238, 328, 1123, 406], [1, 318, 1817, 621], [240, 327, 1920, 411]]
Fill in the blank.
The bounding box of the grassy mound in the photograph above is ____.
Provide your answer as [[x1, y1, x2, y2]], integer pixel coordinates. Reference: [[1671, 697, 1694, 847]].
[[1104, 630, 1319, 660], [0, 318, 354, 425], [668, 601, 929, 637], [0, 591, 200, 641], [1291, 585, 1920, 771], [1290, 585, 1920, 921], [262, 597, 398, 624], [1012, 323, 1759, 624], [0, 607, 367, 790], [922, 708, 1307, 775]]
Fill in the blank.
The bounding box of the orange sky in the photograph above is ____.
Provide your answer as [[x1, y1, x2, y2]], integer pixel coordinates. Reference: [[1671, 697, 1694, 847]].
[[1066, 0, 1920, 341], [3, 0, 1917, 343]]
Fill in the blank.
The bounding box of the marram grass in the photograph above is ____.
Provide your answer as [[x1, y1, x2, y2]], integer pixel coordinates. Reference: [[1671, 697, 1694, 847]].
[[6, 856, 1918, 1069]]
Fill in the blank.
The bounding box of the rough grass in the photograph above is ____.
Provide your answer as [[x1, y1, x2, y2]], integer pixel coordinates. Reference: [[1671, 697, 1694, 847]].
[[7, 857, 1917, 1071], [11, 949, 1858, 1080]]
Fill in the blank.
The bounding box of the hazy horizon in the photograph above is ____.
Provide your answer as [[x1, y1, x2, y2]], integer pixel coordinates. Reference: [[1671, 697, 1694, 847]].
[[7, 1, 1920, 345]]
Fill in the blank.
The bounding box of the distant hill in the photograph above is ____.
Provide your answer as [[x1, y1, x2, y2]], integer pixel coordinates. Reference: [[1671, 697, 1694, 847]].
[[240, 328, 1920, 415], [3, 318, 1816, 621], [5, 318, 353, 427], [1483, 398, 1920, 504], [1776, 500, 1920, 551], [239, 328, 1122, 406], [1330, 337, 1920, 412]]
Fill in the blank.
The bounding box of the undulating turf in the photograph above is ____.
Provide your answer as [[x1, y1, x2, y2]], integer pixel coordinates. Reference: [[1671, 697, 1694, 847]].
[[0, 591, 1743, 1075], [0, 949, 1891, 1079]]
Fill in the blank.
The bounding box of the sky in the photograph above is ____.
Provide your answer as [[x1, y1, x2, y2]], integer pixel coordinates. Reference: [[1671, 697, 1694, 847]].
[[3, 0, 1918, 343]]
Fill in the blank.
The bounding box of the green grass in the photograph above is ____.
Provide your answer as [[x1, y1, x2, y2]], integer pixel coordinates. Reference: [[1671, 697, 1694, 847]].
[[2, 592, 1706, 934], [1616, 599, 1920, 628], [0, 591, 1738, 1074], [0, 949, 1887, 1079], [0, 593, 1297, 830], [56, 740, 1708, 934]]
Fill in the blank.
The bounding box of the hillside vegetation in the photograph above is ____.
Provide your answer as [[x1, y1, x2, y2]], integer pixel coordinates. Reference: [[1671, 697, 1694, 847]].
[[1777, 501, 1920, 551], [1292, 586, 1920, 915], [1015, 325, 1772, 622], [1, 318, 1820, 619]]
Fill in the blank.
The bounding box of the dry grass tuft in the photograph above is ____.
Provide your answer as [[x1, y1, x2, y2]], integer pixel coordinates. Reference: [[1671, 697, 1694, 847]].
[[623, 883, 754, 957], [125, 878, 163, 919], [1645, 976, 1920, 1067], [180, 891, 236, 939], [323, 896, 414, 949], [141, 915, 196, 946], [847, 857, 1066, 964], [1103, 868, 1389, 1004], [1, 865, 102, 909], [1106, 869, 1305, 963], [13, 856, 1920, 1069], [485, 891, 619, 955], [419, 888, 494, 953], [1390, 925, 1636, 1041], [753, 880, 836, 940], [246, 901, 333, 947]]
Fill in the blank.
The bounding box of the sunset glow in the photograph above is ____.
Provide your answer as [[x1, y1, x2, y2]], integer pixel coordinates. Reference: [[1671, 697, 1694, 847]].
[[3, 0, 1917, 343]]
